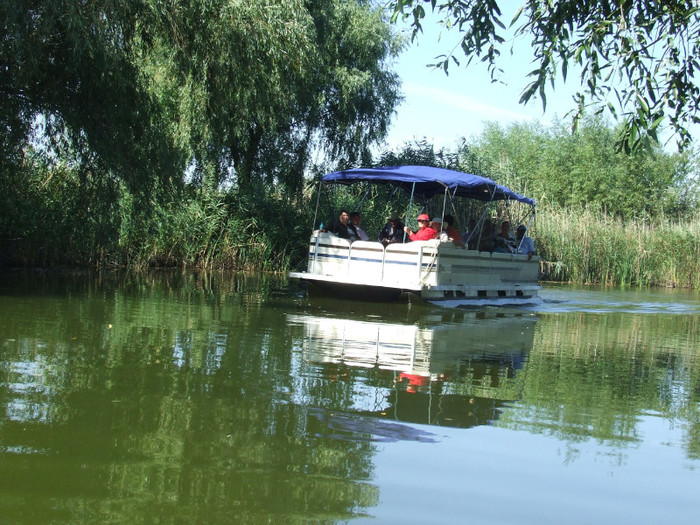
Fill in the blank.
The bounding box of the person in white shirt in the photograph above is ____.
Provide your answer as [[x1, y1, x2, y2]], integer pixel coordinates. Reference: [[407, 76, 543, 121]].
[[430, 218, 450, 242], [515, 224, 536, 259]]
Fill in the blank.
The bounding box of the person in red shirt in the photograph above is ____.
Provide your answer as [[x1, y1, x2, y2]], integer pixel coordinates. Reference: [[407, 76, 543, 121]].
[[404, 213, 438, 241]]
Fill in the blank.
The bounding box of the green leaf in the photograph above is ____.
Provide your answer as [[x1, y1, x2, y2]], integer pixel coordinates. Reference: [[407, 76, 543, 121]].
[[510, 5, 524, 26], [649, 114, 664, 130]]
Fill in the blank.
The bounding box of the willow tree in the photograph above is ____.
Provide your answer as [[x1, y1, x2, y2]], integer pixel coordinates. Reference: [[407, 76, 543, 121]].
[[151, 0, 402, 193], [1, 0, 401, 194], [0, 0, 183, 192], [0, 0, 188, 266], [389, 0, 700, 152]]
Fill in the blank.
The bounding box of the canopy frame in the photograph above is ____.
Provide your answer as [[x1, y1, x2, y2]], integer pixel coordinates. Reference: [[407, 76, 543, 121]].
[[322, 165, 536, 206]]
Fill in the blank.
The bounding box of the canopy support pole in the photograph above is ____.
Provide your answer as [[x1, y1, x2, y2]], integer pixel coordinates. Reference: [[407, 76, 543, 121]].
[[516, 208, 537, 253], [312, 179, 322, 230], [403, 182, 416, 243], [473, 186, 499, 250], [447, 187, 461, 231], [357, 187, 371, 209], [440, 186, 448, 225]]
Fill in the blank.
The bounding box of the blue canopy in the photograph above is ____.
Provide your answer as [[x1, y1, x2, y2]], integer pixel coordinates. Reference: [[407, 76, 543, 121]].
[[322, 165, 535, 205]]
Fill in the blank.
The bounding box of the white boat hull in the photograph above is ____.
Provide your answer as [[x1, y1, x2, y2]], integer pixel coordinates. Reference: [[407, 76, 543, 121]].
[[290, 231, 540, 302]]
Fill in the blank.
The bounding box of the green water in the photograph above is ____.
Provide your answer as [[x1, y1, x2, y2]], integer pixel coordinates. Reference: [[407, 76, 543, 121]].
[[0, 271, 698, 524]]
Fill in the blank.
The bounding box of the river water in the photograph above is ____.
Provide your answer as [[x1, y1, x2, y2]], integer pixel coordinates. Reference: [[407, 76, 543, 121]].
[[0, 270, 698, 524]]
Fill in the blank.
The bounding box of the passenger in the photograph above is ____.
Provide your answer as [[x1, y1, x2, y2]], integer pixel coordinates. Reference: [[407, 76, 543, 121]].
[[349, 212, 370, 241], [443, 215, 465, 247], [477, 219, 496, 252], [330, 210, 358, 240], [378, 214, 406, 245], [430, 217, 450, 242], [403, 213, 438, 241], [462, 219, 478, 250], [494, 220, 516, 253], [515, 224, 536, 259]]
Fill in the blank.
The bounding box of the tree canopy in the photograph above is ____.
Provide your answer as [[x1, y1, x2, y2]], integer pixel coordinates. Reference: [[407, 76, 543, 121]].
[[389, 0, 700, 152], [0, 0, 402, 195], [377, 116, 696, 220], [459, 117, 696, 218], [1, 1, 177, 192]]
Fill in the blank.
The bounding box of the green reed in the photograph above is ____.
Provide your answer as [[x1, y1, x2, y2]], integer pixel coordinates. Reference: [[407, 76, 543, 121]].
[[536, 207, 700, 288], [0, 159, 306, 271], [117, 189, 308, 271], [3, 160, 699, 287]]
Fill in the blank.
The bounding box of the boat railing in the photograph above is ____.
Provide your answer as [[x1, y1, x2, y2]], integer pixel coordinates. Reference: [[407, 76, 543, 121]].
[[307, 231, 539, 290], [309, 231, 442, 286]]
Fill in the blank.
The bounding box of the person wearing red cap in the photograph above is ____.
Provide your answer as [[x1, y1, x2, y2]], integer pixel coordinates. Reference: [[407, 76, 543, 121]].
[[403, 213, 438, 241]]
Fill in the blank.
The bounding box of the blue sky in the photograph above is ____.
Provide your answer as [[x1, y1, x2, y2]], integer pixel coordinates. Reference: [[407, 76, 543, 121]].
[[383, 9, 699, 154], [385, 12, 581, 150]]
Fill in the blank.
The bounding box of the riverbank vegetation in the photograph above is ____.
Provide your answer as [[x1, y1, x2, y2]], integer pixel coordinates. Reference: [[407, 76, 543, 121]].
[[537, 208, 700, 288], [459, 120, 700, 289], [3, 116, 698, 288], [1, 1, 699, 288]]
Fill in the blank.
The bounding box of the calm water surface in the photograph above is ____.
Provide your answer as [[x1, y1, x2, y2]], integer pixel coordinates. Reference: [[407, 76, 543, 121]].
[[0, 271, 698, 524]]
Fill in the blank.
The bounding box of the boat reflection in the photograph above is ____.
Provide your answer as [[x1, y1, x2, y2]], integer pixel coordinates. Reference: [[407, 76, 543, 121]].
[[288, 308, 537, 429]]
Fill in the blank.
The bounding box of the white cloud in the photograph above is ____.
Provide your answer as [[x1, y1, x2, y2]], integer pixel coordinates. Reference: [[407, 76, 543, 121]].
[[385, 81, 548, 149], [402, 82, 537, 123]]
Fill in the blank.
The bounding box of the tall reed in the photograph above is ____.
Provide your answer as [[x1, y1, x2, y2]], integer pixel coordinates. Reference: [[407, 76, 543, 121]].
[[536, 207, 700, 288], [117, 188, 309, 271], [3, 160, 699, 287]]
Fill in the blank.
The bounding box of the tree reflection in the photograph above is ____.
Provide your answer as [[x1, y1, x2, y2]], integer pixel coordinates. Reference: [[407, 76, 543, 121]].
[[0, 270, 378, 522]]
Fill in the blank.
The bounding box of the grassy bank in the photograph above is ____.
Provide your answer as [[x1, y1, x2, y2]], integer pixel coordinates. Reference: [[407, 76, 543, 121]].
[[536, 207, 700, 288]]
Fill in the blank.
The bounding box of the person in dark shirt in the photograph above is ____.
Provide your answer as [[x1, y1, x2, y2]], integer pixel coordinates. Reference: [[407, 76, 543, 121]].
[[443, 214, 465, 247], [494, 220, 516, 253], [477, 219, 496, 252], [378, 214, 406, 245], [330, 210, 358, 240]]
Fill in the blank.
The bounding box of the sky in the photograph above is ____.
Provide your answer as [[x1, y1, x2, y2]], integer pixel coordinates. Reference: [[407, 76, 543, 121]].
[[383, 10, 695, 153], [384, 12, 582, 151]]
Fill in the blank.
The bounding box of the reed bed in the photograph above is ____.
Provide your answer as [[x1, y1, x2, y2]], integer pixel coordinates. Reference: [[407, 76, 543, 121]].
[[117, 191, 308, 271], [3, 164, 699, 289], [536, 207, 700, 288]]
